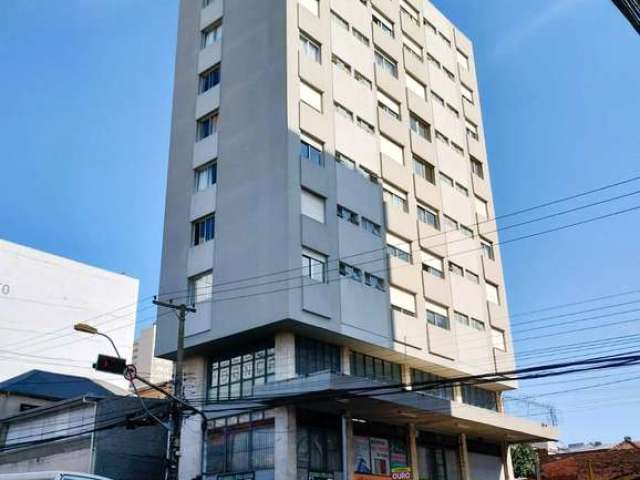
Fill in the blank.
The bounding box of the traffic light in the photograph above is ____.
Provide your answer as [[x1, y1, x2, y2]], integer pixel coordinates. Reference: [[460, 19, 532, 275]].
[[93, 354, 127, 375]]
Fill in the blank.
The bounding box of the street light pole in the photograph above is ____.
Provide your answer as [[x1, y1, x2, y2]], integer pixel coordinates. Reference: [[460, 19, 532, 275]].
[[153, 298, 196, 480]]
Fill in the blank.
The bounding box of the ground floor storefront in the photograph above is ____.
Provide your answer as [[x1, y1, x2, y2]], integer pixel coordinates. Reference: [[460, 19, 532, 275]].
[[196, 407, 512, 480]]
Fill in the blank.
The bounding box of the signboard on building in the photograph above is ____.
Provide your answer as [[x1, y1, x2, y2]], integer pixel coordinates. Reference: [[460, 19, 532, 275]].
[[391, 467, 412, 480], [308, 472, 334, 480], [353, 436, 373, 473], [370, 437, 391, 475]]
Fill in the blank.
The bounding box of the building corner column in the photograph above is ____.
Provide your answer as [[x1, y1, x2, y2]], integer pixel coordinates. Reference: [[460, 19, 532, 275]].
[[458, 433, 471, 480], [502, 443, 515, 480], [275, 331, 296, 381], [179, 356, 207, 480], [274, 406, 297, 480], [341, 412, 353, 480], [407, 423, 419, 480]]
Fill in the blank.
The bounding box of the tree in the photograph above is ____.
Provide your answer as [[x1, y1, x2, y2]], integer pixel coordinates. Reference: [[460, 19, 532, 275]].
[[511, 444, 537, 478]]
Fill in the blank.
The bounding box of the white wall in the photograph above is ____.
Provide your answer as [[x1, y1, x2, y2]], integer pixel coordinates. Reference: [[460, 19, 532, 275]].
[[132, 325, 173, 386], [469, 452, 505, 480], [0, 239, 138, 389]]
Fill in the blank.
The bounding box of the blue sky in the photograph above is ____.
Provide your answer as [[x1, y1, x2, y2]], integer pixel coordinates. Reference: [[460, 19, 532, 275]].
[[0, 0, 638, 444]]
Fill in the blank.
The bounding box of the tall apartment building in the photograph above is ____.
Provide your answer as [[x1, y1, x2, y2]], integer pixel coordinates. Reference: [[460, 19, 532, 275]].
[[132, 324, 174, 388], [156, 1, 559, 479]]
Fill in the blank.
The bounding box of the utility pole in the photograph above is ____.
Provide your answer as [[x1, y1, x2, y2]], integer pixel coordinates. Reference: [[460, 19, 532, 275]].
[[153, 297, 196, 480]]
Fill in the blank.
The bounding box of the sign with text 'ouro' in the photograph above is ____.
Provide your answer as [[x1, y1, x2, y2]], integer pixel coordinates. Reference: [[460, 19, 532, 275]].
[[391, 467, 412, 480]]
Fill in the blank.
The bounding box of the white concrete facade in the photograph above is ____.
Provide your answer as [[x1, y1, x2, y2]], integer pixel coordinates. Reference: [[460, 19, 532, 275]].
[[132, 324, 174, 387], [0, 239, 138, 389]]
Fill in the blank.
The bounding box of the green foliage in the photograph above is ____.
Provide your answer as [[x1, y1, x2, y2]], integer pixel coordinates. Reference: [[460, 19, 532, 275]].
[[511, 444, 537, 478]]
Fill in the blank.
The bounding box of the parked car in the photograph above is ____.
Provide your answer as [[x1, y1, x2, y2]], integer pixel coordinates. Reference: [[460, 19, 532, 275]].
[[0, 473, 114, 480]]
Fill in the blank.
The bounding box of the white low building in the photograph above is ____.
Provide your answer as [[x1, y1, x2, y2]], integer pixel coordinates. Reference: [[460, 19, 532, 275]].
[[0, 239, 139, 389]]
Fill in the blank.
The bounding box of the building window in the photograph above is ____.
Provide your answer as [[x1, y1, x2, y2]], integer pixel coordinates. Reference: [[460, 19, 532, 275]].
[[335, 102, 354, 121], [424, 18, 437, 35], [439, 172, 454, 187], [354, 71, 372, 89], [427, 53, 441, 69], [297, 424, 341, 474], [390, 286, 416, 317], [492, 327, 507, 351], [302, 248, 327, 283], [339, 261, 363, 282], [331, 11, 349, 30], [413, 156, 435, 184], [336, 151, 356, 170], [199, 64, 221, 93], [411, 369, 453, 400], [400, 0, 420, 24], [352, 28, 370, 47], [443, 215, 458, 231], [372, 11, 395, 37], [299, 32, 321, 62], [300, 0, 319, 16], [350, 351, 402, 384], [193, 214, 215, 245], [471, 318, 485, 331], [202, 21, 222, 49], [365, 272, 385, 291], [461, 83, 474, 104], [208, 345, 275, 401], [332, 54, 351, 73], [461, 385, 498, 411], [447, 104, 460, 118], [471, 157, 484, 178], [435, 130, 449, 144], [455, 182, 469, 197], [357, 117, 375, 134], [402, 34, 423, 59], [207, 424, 275, 475], [465, 270, 480, 284], [481, 238, 495, 260], [486, 281, 500, 304], [475, 196, 489, 219], [422, 250, 444, 279], [374, 49, 398, 78], [189, 270, 213, 304], [457, 49, 469, 70], [386, 232, 412, 263], [426, 301, 450, 330], [383, 184, 408, 212], [460, 225, 474, 238], [197, 112, 219, 140], [300, 81, 323, 111], [451, 142, 465, 157], [454, 311, 470, 327], [410, 114, 431, 141], [380, 136, 404, 165], [417, 204, 440, 229], [406, 74, 426, 100], [296, 337, 341, 375], [377, 90, 401, 120], [362, 217, 382, 237], [448, 262, 463, 277], [439, 32, 452, 47], [300, 133, 323, 167], [195, 161, 217, 191], [465, 118, 479, 140], [337, 205, 359, 225], [442, 66, 456, 82], [301, 189, 325, 223], [431, 91, 445, 107]]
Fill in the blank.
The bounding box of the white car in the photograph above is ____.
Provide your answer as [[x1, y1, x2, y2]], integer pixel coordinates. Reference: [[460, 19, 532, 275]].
[[0, 473, 114, 480]]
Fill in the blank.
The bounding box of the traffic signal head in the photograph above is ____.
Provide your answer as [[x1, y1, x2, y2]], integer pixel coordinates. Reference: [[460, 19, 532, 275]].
[[93, 354, 127, 375]]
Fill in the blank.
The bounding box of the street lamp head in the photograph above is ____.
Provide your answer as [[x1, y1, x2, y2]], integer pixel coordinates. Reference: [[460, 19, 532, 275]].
[[74, 323, 99, 335]]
